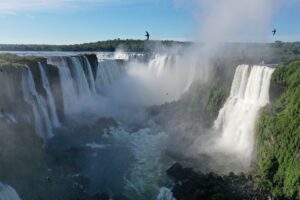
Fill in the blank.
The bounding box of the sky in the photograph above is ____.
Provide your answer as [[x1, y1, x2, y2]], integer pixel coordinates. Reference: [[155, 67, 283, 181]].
[[0, 0, 299, 44]]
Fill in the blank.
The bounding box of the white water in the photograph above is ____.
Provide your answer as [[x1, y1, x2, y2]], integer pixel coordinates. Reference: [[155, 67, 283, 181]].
[[148, 55, 177, 77], [84, 57, 96, 94], [95, 60, 124, 90], [0, 182, 21, 200], [147, 54, 197, 94], [98, 126, 172, 199], [212, 65, 275, 168], [38, 62, 60, 128], [49, 57, 78, 116], [85, 143, 111, 149], [70, 57, 91, 98], [21, 66, 53, 140], [121, 54, 196, 105], [156, 187, 175, 200]]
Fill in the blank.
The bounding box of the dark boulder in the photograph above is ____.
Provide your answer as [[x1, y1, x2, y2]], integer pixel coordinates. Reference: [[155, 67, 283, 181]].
[[166, 163, 200, 182], [166, 163, 270, 200]]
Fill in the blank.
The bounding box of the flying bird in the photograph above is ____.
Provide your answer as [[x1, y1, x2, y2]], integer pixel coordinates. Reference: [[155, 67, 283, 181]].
[[272, 29, 276, 36], [145, 31, 150, 40]]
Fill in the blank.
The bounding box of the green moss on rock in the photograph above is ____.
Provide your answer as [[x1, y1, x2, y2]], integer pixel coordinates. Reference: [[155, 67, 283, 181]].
[[0, 54, 45, 65]]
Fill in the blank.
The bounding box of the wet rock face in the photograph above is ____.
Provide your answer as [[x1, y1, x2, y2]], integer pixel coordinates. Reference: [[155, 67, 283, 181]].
[[0, 64, 33, 123], [166, 163, 269, 200]]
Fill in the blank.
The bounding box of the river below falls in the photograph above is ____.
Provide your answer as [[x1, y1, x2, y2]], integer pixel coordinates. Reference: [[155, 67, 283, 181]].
[[58, 122, 175, 199]]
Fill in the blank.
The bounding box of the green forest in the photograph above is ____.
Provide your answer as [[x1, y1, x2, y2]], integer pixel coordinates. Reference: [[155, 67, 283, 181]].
[[0, 39, 188, 52], [256, 61, 300, 199]]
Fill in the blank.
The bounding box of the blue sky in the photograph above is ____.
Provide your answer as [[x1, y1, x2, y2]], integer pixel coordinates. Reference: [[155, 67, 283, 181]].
[[272, 2, 300, 42], [0, 0, 299, 44]]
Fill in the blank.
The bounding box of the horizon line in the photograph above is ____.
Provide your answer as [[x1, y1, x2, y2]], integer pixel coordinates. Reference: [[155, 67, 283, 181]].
[[0, 39, 299, 46]]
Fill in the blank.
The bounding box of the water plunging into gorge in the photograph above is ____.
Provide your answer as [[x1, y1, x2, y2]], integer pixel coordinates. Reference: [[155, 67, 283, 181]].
[[0, 52, 275, 200]]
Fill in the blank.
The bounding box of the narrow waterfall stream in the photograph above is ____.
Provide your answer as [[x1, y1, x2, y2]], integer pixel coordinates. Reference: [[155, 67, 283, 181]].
[[38, 62, 61, 128]]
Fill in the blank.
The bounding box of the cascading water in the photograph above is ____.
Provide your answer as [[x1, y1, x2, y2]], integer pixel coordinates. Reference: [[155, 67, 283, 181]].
[[1, 53, 191, 200], [124, 54, 196, 105], [83, 57, 96, 94], [38, 62, 60, 128], [21, 66, 53, 140], [70, 57, 91, 98], [0, 182, 21, 200], [212, 65, 275, 168], [48, 57, 78, 116], [148, 55, 170, 77], [147, 54, 179, 77], [95, 60, 124, 90]]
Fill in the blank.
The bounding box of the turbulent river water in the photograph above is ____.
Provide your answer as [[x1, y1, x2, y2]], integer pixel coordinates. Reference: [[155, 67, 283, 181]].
[[0, 51, 274, 200]]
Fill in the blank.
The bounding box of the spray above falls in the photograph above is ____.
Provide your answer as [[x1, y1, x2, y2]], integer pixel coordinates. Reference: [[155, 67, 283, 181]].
[[1, 52, 199, 141]]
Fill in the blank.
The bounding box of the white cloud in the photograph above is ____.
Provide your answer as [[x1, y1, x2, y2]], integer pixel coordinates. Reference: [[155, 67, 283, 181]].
[[0, 0, 152, 14]]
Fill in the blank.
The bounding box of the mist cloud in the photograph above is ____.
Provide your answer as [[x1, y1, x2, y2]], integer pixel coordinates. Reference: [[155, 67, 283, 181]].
[[176, 0, 281, 44]]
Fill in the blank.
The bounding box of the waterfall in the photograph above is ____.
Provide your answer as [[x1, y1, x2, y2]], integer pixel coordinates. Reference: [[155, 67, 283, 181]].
[[22, 66, 53, 140], [95, 60, 124, 90], [48, 57, 78, 116], [47, 56, 99, 116], [70, 57, 91, 98], [147, 54, 196, 93], [38, 62, 60, 127], [147, 55, 179, 77], [213, 65, 274, 167], [83, 57, 96, 94], [0, 182, 21, 200], [148, 55, 169, 77]]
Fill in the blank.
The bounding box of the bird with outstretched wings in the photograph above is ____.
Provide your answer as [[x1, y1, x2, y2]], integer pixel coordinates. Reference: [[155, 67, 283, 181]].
[[145, 31, 150, 40]]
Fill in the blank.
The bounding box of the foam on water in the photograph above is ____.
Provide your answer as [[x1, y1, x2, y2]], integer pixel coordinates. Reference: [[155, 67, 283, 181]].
[[156, 187, 175, 200], [0, 182, 22, 200]]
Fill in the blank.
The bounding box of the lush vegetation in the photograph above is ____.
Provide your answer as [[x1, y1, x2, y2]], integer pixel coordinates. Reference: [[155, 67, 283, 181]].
[[0, 39, 188, 52], [175, 79, 230, 126], [271, 41, 300, 64], [0, 54, 44, 68], [255, 61, 300, 199]]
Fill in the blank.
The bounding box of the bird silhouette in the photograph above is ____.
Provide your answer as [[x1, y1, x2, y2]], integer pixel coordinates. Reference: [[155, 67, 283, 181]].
[[145, 31, 150, 40], [272, 29, 276, 36]]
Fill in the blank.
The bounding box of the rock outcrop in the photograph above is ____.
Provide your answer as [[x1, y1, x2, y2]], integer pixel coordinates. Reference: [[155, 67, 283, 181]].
[[166, 163, 269, 200]]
